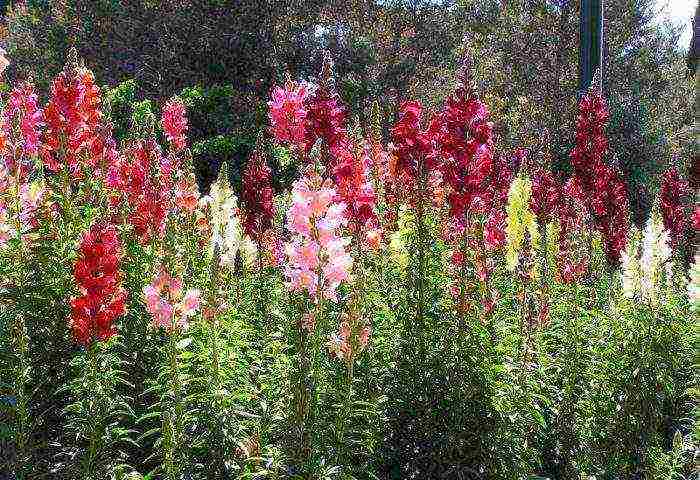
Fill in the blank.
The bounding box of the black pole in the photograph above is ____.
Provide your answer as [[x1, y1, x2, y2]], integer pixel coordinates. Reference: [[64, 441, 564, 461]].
[[578, 0, 603, 97]]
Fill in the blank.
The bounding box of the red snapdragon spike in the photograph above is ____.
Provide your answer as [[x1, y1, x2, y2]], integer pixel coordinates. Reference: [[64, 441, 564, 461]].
[[570, 90, 630, 265], [390, 100, 436, 183], [41, 67, 107, 178], [570, 91, 609, 202], [161, 99, 188, 151], [590, 163, 629, 264], [241, 148, 275, 240], [659, 167, 691, 248], [70, 222, 127, 345], [304, 86, 348, 158], [433, 88, 504, 220], [531, 168, 562, 223], [106, 139, 171, 243], [331, 141, 378, 233]]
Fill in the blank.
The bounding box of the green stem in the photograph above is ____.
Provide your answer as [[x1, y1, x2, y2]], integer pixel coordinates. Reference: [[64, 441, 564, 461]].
[[83, 342, 101, 479], [415, 165, 427, 350], [165, 327, 183, 480], [11, 152, 29, 479]]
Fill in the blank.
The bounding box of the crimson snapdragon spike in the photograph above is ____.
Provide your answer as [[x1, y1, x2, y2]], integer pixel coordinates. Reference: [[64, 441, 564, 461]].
[[659, 167, 691, 249], [530, 167, 562, 224], [591, 163, 629, 264], [390, 100, 437, 185], [304, 85, 348, 157], [241, 146, 275, 241], [70, 222, 127, 345], [570, 90, 629, 265]]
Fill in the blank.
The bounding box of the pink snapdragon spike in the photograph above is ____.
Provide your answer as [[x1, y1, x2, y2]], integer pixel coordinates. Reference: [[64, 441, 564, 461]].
[[268, 81, 309, 149], [6, 83, 44, 158], [327, 321, 371, 362], [0, 82, 44, 181], [284, 173, 353, 302], [144, 269, 201, 331], [162, 99, 188, 151]]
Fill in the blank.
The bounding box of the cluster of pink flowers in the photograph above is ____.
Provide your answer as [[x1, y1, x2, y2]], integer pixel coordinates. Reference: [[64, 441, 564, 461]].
[[284, 173, 353, 301], [143, 269, 201, 331], [241, 148, 275, 240], [268, 81, 309, 150], [161, 99, 188, 151], [2, 82, 44, 159], [70, 222, 127, 345], [327, 319, 371, 363], [659, 167, 691, 248]]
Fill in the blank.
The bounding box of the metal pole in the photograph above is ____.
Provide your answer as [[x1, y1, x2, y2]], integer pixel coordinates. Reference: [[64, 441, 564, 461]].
[[578, 0, 603, 97]]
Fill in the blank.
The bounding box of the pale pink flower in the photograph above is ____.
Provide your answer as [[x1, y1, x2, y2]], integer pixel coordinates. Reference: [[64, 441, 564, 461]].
[[144, 270, 200, 331], [284, 175, 352, 301], [181, 289, 201, 316], [359, 325, 371, 347]]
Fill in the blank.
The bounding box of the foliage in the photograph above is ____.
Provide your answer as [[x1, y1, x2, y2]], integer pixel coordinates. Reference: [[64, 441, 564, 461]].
[[0, 37, 696, 480]]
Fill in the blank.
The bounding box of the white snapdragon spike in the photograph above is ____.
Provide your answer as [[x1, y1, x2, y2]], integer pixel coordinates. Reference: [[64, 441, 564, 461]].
[[209, 181, 239, 264], [620, 227, 642, 299], [640, 213, 671, 306], [688, 254, 699, 314]]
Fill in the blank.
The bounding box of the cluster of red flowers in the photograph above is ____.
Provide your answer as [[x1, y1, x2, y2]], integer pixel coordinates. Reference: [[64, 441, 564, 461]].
[[530, 167, 562, 224], [434, 92, 493, 217], [389, 101, 436, 183], [304, 85, 348, 159], [569, 91, 609, 196], [659, 167, 691, 248], [569, 90, 629, 264], [162, 99, 188, 151], [107, 139, 169, 242], [331, 142, 378, 234], [42, 66, 112, 177], [241, 147, 276, 240], [70, 222, 127, 345], [556, 178, 589, 283], [591, 164, 629, 264]]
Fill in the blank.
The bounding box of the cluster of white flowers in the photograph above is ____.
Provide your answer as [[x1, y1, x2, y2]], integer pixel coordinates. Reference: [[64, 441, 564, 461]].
[[688, 254, 699, 314], [201, 174, 257, 268], [621, 211, 673, 306]]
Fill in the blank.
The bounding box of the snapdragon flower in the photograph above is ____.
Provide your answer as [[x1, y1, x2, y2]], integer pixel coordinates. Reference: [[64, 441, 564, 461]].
[[284, 173, 353, 301]]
